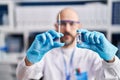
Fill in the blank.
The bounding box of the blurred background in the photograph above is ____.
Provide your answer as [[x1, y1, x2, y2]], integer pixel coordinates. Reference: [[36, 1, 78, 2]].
[[0, 0, 120, 80]]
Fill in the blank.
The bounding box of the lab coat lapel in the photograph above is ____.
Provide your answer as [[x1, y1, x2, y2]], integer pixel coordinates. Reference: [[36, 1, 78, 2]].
[[53, 48, 65, 76]]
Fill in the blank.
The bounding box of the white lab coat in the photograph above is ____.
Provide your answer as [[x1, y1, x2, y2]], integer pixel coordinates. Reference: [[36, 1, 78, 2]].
[[16, 47, 120, 80]]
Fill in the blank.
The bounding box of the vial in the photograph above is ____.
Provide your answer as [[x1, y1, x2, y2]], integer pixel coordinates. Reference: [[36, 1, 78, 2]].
[[76, 33, 82, 44]]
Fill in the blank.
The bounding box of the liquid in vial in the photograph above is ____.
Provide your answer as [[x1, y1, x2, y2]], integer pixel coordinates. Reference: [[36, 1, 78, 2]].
[[76, 33, 82, 44]]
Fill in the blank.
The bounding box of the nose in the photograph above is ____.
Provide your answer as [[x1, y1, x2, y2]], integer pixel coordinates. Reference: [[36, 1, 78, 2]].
[[64, 23, 71, 32]]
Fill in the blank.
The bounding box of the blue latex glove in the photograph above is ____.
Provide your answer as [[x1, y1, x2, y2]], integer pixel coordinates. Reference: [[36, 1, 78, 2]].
[[27, 30, 65, 64], [77, 29, 118, 61]]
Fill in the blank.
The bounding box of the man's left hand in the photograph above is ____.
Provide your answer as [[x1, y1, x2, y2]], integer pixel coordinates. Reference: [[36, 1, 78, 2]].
[[77, 29, 118, 61]]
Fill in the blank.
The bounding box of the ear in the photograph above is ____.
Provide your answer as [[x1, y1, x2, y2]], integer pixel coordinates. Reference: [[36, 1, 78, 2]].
[[54, 23, 58, 31]]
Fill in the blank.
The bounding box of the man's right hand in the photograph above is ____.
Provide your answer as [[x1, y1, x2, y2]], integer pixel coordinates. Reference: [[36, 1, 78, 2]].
[[26, 30, 64, 64]]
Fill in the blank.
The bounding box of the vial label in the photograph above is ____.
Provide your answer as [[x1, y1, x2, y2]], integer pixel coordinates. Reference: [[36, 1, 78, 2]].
[[76, 33, 82, 44]]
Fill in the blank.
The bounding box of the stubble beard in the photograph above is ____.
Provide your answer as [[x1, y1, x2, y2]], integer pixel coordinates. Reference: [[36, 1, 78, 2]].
[[61, 32, 76, 47]]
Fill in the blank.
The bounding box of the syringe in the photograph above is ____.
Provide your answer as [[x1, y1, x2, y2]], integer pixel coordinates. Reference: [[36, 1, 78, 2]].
[[58, 13, 61, 42]]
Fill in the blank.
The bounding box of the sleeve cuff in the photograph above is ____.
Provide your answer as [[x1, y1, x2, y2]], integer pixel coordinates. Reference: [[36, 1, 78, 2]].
[[20, 57, 35, 70], [102, 56, 120, 68]]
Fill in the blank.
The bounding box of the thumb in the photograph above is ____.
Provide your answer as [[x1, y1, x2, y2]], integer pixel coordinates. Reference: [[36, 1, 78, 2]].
[[53, 42, 65, 48], [77, 42, 90, 49]]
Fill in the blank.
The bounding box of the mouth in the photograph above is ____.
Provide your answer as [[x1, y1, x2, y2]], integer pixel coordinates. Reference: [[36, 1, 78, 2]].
[[61, 32, 74, 41], [61, 33, 75, 46], [64, 34, 71, 38]]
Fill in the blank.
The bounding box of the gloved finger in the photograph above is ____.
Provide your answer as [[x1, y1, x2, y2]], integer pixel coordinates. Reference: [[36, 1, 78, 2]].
[[94, 31, 101, 44], [99, 33, 106, 43], [36, 33, 46, 45], [89, 32, 95, 44], [77, 42, 90, 49], [53, 42, 65, 48], [48, 30, 63, 39], [45, 32, 54, 46], [84, 32, 91, 43]]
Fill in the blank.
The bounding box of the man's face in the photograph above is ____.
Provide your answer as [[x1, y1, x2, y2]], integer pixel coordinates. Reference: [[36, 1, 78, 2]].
[[55, 9, 81, 46], [59, 20, 80, 46]]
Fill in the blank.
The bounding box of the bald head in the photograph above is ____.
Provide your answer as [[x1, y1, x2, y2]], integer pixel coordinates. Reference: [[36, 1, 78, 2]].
[[57, 8, 79, 22]]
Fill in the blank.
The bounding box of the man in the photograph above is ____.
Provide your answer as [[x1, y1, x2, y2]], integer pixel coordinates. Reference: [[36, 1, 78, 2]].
[[16, 8, 120, 80]]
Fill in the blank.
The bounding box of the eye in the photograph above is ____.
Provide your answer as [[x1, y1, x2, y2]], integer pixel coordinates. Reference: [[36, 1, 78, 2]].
[[61, 22, 66, 26], [70, 22, 75, 26]]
